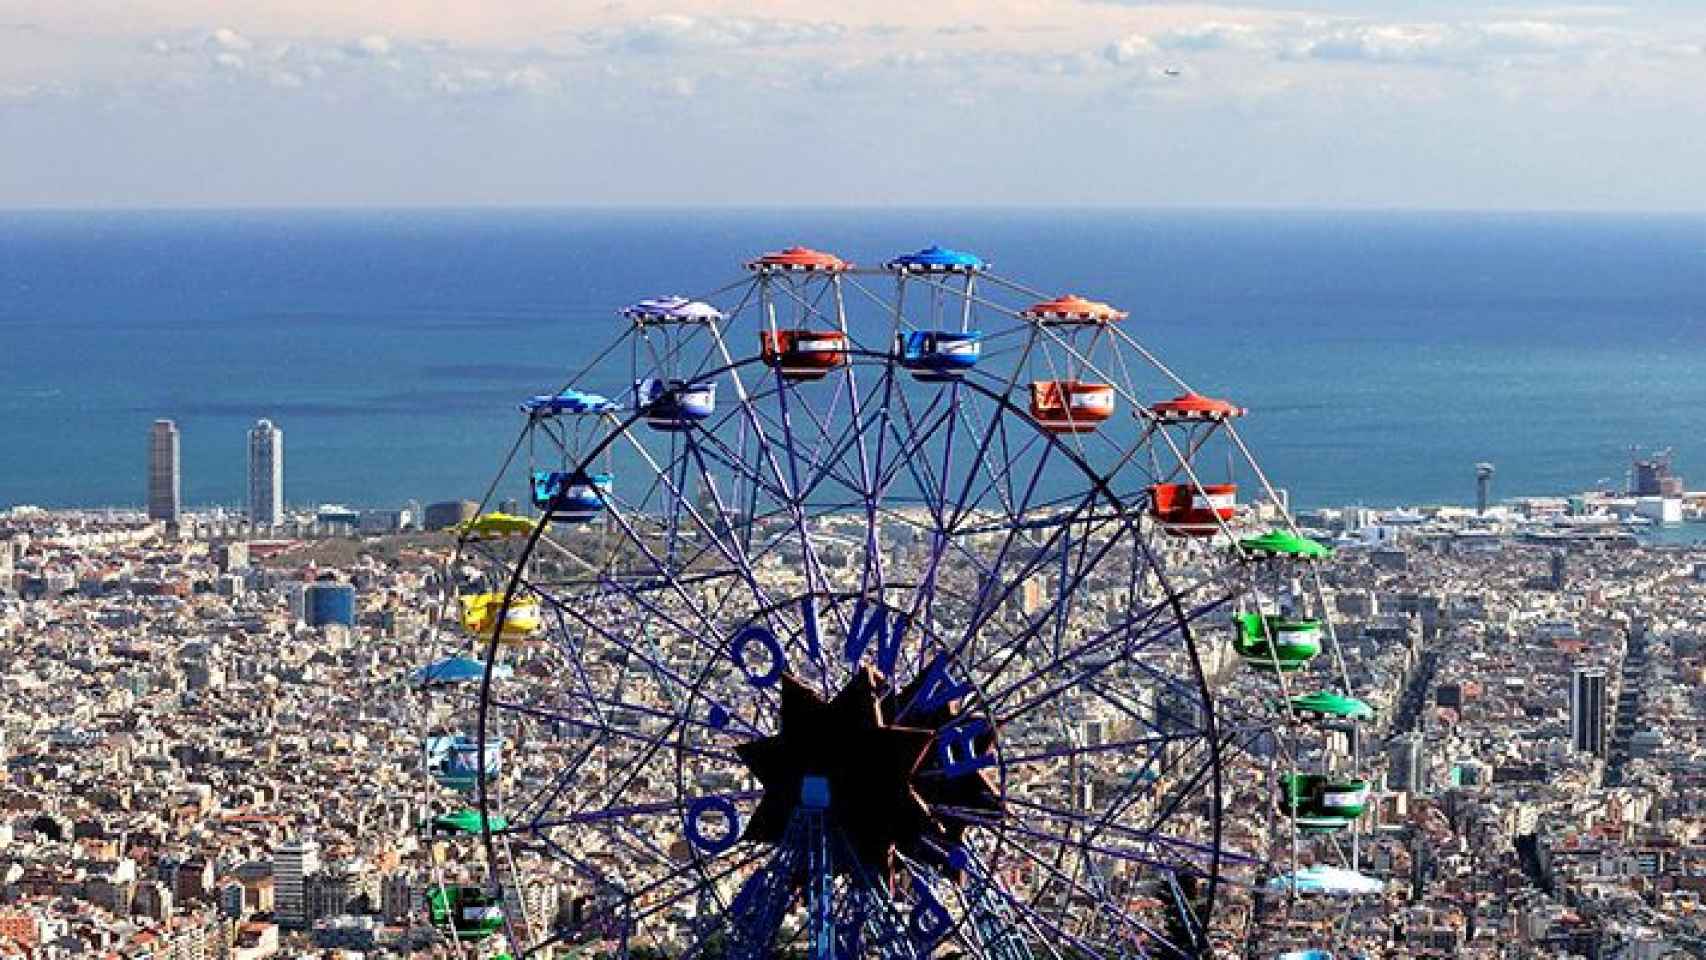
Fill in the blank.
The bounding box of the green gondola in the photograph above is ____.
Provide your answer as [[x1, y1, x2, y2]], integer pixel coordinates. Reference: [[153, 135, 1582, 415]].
[[1283, 690, 1374, 720], [1238, 529, 1331, 560], [1295, 814, 1355, 834], [427, 885, 505, 940], [1234, 613, 1323, 672], [430, 808, 510, 837], [1280, 773, 1372, 832]]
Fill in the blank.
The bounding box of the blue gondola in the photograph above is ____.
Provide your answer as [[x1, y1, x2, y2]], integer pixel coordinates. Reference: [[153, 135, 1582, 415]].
[[518, 388, 618, 418], [635, 377, 716, 431], [531, 470, 612, 522], [884, 244, 987, 273], [896, 330, 981, 381], [413, 656, 512, 688], [425, 734, 502, 792]]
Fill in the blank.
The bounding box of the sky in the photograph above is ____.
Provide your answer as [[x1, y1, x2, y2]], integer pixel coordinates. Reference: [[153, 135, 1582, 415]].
[[3, 1, 1705, 209]]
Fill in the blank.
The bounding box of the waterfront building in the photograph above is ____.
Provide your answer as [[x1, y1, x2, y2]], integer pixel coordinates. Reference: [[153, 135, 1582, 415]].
[[1476, 462, 1495, 515], [147, 419, 181, 523], [360, 508, 411, 534], [247, 419, 284, 528], [1571, 667, 1609, 758], [1630, 449, 1682, 497], [274, 838, 320, 930], [423, 499, 479, 531]]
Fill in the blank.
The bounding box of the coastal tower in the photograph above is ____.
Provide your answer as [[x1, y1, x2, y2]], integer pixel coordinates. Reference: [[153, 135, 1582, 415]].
[[147, 419, 181, 524], [1475, 462, 1495, 515], [247, 419, 284, 529]]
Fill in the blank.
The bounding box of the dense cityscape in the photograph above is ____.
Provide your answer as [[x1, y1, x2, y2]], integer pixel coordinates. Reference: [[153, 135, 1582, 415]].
[[2, 415, 1705, 959]]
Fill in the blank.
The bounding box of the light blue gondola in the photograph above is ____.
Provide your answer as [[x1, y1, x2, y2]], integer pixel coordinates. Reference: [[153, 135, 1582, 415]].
[[635, 377, 717, 431], [413, 656, 512, 688], [425, 734, 502, 792], [531, 470, 612, 522], [896, 330, 981, 382], [621, 296, 725, 325], [519, 388, 618, 418]]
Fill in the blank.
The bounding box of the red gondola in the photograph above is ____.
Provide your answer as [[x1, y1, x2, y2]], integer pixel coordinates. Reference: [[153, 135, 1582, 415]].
[[1148, 482, 1238, 537], [762, 330, 850, 382], [1149, 392, 1245, 424], [745, 246, 851, 273], [1030, 380, 1115, 434], [1020, 294, 1127, 325]]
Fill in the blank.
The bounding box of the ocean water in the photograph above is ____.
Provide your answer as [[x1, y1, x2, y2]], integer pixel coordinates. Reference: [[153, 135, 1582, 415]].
[[2, 208, 1704, 512]]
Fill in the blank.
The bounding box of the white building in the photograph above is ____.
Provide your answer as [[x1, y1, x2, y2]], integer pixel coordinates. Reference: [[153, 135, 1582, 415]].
[[248, 419, 284, 528], [1633, 496, 1682, 524]]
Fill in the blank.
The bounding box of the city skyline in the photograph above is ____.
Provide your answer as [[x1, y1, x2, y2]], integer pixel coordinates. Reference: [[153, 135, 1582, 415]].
[[4, 1, 1706, 209], [141, 417, 313, 519]]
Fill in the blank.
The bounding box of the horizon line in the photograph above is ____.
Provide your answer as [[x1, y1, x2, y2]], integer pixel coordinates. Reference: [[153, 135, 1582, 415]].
[[3, 202, 1706, 218]]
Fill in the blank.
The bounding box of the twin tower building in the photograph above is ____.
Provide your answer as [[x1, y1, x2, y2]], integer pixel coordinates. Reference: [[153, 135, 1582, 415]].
[[147, 418, 283, 527]]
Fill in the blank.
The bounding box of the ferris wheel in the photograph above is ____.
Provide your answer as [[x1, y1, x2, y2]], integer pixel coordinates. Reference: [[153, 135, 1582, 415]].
[[410, 244, 1377, 960]]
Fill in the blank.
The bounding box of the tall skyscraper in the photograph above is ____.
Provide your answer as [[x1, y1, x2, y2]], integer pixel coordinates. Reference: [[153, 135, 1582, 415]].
[[1571, 668, 1608, 758], [147, 419, 181, 524], [1475, 462, 1495, 515], [1388, 732, 1426, 795], [273, 837, 319, 930], [247, 419, 284, 528]]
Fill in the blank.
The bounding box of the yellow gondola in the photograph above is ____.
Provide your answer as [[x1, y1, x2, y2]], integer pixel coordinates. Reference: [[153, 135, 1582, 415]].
[[455, 512, 537, 541], [458, 592, 543, 642]]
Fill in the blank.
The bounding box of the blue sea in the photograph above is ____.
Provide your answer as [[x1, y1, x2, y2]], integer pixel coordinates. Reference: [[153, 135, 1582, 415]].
[[2, 208, 1704, 512]]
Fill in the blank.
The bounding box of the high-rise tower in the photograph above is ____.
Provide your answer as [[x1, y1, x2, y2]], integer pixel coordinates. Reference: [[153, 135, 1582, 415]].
[[147, 419, 181, 524], [1475, 462, 1495, 515], [1570, 667, 1608, 758], [273, 837, 319, 929], [1388, 731, 1426, 795], [247, 419, 284, 528]]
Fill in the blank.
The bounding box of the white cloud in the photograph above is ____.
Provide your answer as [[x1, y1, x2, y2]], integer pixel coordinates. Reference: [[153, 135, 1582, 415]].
[[1478, 20, 1587, 53], [1113, 16, 1615, 67], [1104, 34, 1154, 65], [1297, 23, 1451, 63], [504, 64, 554, 93], [213, 51, 245, 70], [587, 14, 846, 55], [351, 34, 392, 57], [1287, 19, 1596, 64], [1155, 22, 1269, 53], [211, 27, 252, 52], [429, 63, 557, 97]]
